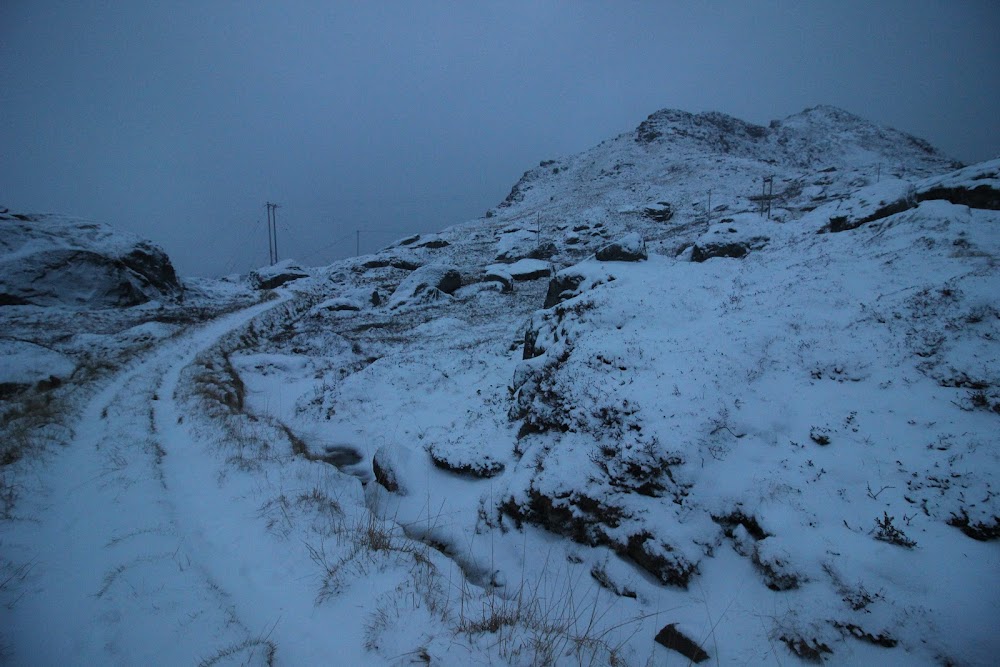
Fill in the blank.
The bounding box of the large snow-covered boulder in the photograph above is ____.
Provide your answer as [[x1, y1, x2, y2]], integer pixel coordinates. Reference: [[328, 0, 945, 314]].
[[916, 158, 1000, 210], [691, 215, 771, 261], [387, 264, 462, 308], [595, 233, 647, 262], [486, 258, 550, 283], [248, 259, 309, 290], [0, 211, 183, 308]]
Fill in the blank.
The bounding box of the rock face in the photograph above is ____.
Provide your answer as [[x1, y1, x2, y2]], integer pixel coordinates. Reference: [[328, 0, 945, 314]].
[[915, 159, 1000, 210], [0, 212, 183, 308], [248, 259, 310, 290]]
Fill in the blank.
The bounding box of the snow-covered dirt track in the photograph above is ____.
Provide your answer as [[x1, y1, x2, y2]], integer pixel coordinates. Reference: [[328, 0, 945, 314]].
[[2, 297, 298, 666]]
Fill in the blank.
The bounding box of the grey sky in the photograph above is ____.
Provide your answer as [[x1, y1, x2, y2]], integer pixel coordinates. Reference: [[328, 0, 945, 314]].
[[2, 1, 998, 276]]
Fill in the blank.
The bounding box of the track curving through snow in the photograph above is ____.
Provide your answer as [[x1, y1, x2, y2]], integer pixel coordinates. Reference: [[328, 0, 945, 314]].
[[1, 295, 335, 666]]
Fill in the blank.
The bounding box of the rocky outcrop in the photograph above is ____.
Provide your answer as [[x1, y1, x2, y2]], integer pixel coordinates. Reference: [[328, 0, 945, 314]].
[[916, 159, 1000, 210], [387, 264, 462, 308], [541, 264, 616, 310], [642, 202, 674, 223], [0, 212, 183, 308], [595, 233, 647, 262], [691, 218, 770, 261], [248, 260, 309, 290]]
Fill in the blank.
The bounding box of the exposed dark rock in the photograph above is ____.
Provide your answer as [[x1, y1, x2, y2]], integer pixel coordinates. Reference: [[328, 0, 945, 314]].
[[508, 264, 551, 282], [543, 274, 584, 309], [391, 259, 422, 271], [780, 636, 832, 662], [827, 197, 915, 232], [947, 512, 1000, 541], [3, 249, 176, 307], [752, 540, 804, 590], [363, 258, 422, 271], [834, 623, 897, 648], [1, 215, 184, 308], [654, 624, 710, 663], [691, 240, 757, 262], [0, 293, 31, 306], [541, 267, 615, 309], [589, 565, 637, 599], [713, 510, 770, 540], [494, 242, 557, 264], [526, 241, 558, 260], [370, 290, 381, 306], [437, 269, 462, 295], [497, 168, 539, 208], [317, 300, 360, 312], [372, 448, 401, 493], [918, 185, 1000, 210], [250, 268, 308, 290], [387, 264, 462, 307], [397, 234, 421, 246], [595, 233, 647, 262], [120, 243, 181, 296], [427, 445, 505, 479], [416, 238, 450, 249], [642, 202, 674, 222], [500, 487, 696, 588], [483, 269, 514, 293]]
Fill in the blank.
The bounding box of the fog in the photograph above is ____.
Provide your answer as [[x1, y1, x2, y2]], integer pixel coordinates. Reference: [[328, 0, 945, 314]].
[[2, 1, 997, 275]]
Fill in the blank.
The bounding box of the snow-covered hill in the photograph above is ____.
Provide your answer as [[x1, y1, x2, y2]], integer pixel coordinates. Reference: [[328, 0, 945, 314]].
[[2, 107, 997, 665]]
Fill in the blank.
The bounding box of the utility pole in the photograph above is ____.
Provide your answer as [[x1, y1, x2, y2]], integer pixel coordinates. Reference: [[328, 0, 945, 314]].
[[535, 213, 541, 247], [766, 177, 773, 220], [749, 176, 778, 220], [264, 202, 280, 265], [265, 205, 273, 264]]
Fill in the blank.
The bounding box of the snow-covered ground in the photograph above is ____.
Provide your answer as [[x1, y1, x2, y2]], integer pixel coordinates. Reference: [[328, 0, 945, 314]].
[[2, 108, 997, 665]]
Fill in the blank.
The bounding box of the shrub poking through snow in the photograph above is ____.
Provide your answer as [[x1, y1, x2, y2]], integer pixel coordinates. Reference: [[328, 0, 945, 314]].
[[872, 512, 917, 548]]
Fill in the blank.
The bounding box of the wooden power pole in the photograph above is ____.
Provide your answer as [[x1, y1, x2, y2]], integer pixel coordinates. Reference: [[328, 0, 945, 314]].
[[265, 202, 280, 265]]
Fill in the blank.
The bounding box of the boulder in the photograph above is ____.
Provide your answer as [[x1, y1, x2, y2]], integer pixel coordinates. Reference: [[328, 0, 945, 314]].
[[691, 241, 754, 262], [414, 234, 450, 249], [248, 259, 309, 290], [595, 233, 647, 262], [500, 259, 551, 282], [542, 264, 616, 309], [0, 212, 183, 308], [655, 625, 710, 663], [916, 159, 1000, 210], [482, 267, 514, 293], [642, 202, 674, 222], [387, 264, 462, 308], [691, 218, 769, 261]]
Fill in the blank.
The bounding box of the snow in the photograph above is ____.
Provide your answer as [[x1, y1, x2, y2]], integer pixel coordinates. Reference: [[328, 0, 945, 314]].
[[2, 108, 997, 666], [0, 339, 75, 386]]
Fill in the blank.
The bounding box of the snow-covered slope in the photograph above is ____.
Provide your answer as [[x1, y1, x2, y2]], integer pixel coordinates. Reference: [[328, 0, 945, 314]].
[[2, 108, 997, 666]]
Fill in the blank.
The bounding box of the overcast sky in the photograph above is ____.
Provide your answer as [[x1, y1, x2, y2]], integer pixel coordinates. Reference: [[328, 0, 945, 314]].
[[2, 1, 998, 276]]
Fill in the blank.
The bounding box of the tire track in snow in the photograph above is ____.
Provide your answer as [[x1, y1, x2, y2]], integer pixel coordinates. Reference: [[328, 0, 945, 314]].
[[2, 296, 289, 666]]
